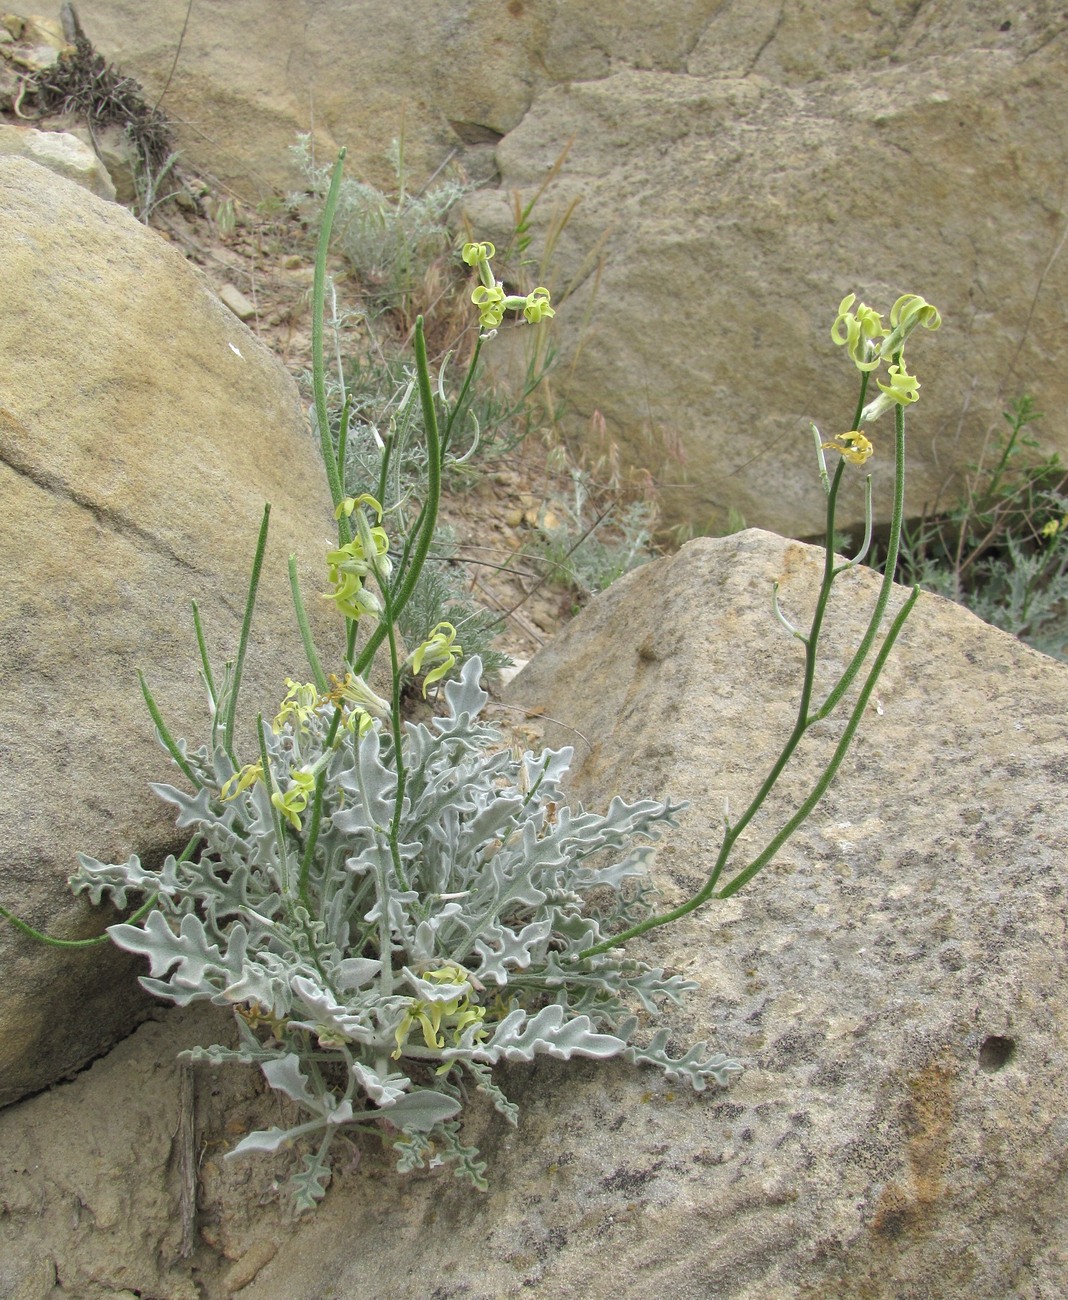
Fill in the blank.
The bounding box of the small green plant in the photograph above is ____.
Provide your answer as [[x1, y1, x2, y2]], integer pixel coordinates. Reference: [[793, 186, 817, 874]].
[[522, 459, 657, 603], [2, 155, 942, 1208], [889, 396, 1068, 657]]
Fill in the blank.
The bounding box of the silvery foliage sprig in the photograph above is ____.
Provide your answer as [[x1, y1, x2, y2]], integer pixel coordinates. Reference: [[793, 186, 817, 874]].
[[71, 658, 739, 1208]]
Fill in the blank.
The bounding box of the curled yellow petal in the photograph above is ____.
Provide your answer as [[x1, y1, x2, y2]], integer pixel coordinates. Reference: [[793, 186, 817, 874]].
[[821, 431, 874, 465]]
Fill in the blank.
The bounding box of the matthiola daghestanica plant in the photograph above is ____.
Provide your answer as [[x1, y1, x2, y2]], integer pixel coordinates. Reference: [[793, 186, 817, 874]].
[[4, 151, 943, 1210]]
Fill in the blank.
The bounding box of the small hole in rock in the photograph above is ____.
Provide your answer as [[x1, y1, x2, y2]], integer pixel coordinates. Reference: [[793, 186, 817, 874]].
[[978, 1035, 1015, 1073]]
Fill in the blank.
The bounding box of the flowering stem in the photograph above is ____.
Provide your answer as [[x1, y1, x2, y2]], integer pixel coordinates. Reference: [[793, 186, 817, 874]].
[[816, 368, 906, 721], [351, 316, 442, 678], [577, 364, 917, 961]]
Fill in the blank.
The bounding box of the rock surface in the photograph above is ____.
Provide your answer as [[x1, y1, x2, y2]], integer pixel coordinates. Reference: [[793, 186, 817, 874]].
[[75, 0, 556, 195], [464, 2, 1068, 535], [1, 529, 1064, 1296], [0, 157, 342, 1106], [0, 123, 116, 199]]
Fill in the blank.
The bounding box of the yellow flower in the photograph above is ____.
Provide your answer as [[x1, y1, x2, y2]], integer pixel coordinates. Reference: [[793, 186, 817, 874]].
[[860, 363, 922, 424], [522, 286, 555, 324], [876, 363, 920, 405], [273, 679, 321, 734], [271, 767, 316, 832], [324, 507, 392, 623], [407, 622, 463, 696], [391, 965, 487, 1059], [327, 671, 390, 719], [831, 294, 887, 372], [323, 568, 384, 623], [880, 293, 942, 357], [471, 282, 506, 330], [220, 760, 264, 800], [335, 492, 385, 523], [822, 430, 874, 465], [461, 240, 495, 268]]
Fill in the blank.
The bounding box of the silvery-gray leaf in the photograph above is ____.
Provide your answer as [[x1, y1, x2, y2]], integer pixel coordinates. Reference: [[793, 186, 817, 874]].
[[479, 1004, 628, 1063], [381, 1089, 462, 1130]]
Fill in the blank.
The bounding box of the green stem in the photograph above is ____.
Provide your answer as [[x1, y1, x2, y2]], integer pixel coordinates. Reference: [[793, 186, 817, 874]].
[[222, 503, 271, 762], [255, 714, 292, 900], [298, 768, 327, 913], [816, 385, 907, 721], [441, 335, 483, 457], [192, 601, 217, 713], [717, 586, 919, 897], [2, 834, 202, 949], [577, 366, 916, 960], [288, 555, 329, 694], [311, 149, 352, 545], [382, 585, 411, 895], [138, 670, 201, 788], [351, 316, 442, 678]]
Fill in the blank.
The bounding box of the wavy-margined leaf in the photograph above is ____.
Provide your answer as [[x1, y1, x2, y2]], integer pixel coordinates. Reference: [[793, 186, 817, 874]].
[[79, 641, 726, 1206], [70, 852, 181, 909], [288, 975, 382, 1046], [475, 1004, 627, 1064], [459, 1058, 519, 1125], [335, 957, 382, 990], [351, 1061, 412, 1105], [261, 1054, 319, 1107], [333, 725, 397, 833], [108, 909, 247, 995], [290, 1151, 334, 1212], [618, 1023, 743, 1091], [470, 917, 554, 985]]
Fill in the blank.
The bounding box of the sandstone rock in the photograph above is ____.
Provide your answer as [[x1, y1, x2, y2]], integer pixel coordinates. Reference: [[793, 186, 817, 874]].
[[71, 0, 557, 198], [0, 123, 116, 199], [0, 157, 343, 1106], [0, 530, 1064, 1296], [218, 281, 256, 321], [464, 1, 1068, 536]]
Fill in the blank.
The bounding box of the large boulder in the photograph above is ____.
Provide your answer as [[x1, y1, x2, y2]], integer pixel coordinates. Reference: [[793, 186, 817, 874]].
[[0, 530, 1064, 1296], [464, 1, 1068, 536], [0, 157, 342, 1106], [72, 0, 557, 194]]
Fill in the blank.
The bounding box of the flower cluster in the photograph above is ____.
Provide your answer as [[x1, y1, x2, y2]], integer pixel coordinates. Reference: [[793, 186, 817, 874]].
[[823, 292, 942, 463], [392, 964, 488, 1061], [462, 240, 555, 333], [408, 621, 462, 697], [324, 494, 392, 622]]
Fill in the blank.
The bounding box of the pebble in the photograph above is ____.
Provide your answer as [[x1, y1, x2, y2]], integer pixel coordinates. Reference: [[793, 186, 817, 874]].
[[219, 283, 256, 321]]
